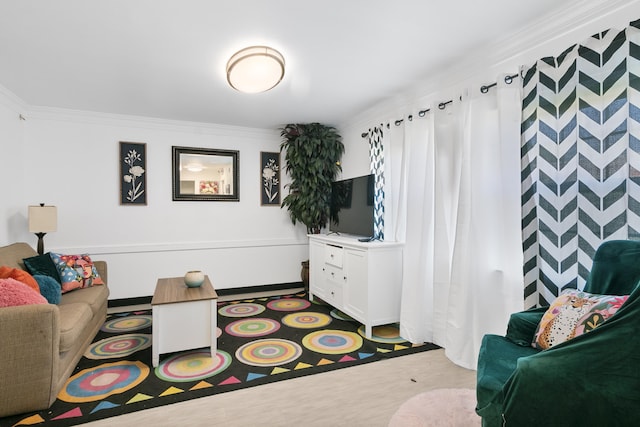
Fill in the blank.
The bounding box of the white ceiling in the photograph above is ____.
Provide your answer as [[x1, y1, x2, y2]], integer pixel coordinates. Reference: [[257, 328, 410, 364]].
[[0, 0, 591, 129]]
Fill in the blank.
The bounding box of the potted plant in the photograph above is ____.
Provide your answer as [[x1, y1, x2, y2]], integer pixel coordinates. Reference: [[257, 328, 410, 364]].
[[280, 123, 344, 288]]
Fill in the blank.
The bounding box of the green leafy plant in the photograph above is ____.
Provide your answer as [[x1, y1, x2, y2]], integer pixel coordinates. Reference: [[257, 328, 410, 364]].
[[280, 123, 344, 234]]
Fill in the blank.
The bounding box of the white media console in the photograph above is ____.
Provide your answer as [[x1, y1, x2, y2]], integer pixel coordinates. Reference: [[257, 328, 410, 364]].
[[308, 234, 403, 338]]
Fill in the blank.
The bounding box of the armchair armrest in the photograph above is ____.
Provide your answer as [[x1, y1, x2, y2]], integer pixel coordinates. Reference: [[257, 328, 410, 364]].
[[505, 306, 547, 346], [0, 304, 60, 417]]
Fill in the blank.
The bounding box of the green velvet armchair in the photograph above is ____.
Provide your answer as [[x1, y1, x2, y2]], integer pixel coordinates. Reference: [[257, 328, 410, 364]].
[[476, 240, 640, 426]]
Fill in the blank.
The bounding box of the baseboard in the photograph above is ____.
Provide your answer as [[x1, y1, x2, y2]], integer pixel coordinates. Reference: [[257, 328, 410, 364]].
[[108, 296, 152, 308], [216, 282, 305, 297], [107, 281, 306, 308]]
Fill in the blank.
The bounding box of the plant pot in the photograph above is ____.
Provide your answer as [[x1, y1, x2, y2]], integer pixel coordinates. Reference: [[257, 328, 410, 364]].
[[301, 260, 309, 291]]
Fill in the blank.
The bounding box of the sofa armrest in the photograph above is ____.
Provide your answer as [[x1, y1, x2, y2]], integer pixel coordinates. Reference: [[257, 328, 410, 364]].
[[94, 260, 107, 285], [505, 306, 548, 346], [0, 304, 60, 417]]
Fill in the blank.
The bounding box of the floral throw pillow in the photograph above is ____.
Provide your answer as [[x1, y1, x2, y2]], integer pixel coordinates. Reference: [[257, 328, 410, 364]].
[[532, 289, 628, 350], [49, 253, 104, 293]]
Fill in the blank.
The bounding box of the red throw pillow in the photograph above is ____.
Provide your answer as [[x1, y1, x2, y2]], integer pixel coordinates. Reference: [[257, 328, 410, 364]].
[[0, 266, 41, 294]]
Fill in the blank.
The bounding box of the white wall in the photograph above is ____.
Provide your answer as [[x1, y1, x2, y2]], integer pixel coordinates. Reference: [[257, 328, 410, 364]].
[[1, 103, 308, 300], [0, 88, 28, 242]]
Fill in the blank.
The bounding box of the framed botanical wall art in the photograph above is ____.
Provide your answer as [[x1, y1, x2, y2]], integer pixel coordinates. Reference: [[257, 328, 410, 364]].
[[120, 141, 147, 205], [261, 151, 280, 206]]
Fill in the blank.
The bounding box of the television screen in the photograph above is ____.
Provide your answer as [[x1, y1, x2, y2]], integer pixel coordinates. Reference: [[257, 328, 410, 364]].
[[329, 174, 375, 237]]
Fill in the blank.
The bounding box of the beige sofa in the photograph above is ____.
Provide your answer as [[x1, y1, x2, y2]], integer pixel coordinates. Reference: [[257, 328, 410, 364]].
[[0, 242, 109, 418]]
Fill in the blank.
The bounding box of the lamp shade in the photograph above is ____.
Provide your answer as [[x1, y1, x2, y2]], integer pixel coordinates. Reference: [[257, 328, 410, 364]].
[[28, 205, 57, 233], [226, 46, 285, 93]]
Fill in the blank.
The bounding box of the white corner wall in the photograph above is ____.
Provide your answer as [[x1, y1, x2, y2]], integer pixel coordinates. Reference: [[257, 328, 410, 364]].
[[1, 103, 308, 300]]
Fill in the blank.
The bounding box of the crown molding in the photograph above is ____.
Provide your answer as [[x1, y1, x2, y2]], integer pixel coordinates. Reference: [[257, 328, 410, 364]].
[[343, 0, 640, 130], [21, 105, 279, 138], [0, 79, 278, 138], [0, 83, 27, 114], [0, 83, 279, 139]]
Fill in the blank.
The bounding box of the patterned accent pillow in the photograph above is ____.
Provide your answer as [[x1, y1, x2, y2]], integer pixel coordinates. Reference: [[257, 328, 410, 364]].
[[49, 253, 105, 293], [532, 289, 628, 350]]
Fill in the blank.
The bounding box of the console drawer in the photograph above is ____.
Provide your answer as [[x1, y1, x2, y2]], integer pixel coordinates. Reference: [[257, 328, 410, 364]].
[[325, 244, 344, 267], [323, 263, 346, 285]]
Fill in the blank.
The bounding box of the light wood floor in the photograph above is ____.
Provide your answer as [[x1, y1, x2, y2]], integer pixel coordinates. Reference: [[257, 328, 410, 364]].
[[84, 348, 476, 427]]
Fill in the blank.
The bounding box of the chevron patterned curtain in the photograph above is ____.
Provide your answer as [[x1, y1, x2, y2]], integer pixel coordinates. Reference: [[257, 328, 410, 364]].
[[521, 20, 640, 308], [368, 126, 385, 240]]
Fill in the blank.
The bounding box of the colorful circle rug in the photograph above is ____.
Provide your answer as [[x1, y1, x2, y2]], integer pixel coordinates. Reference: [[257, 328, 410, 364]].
[[155, 350, 232, 382], [100, 315, 152, 333], [58, 360, 149, 403], [225, 318, 281, 337], [302, 329, 363, 354], [357, 324, 407, 344], [235, 339, 303, 367], [330, 308, 354, 321], [84, 333, 152, 359], [282, 311, 332, 329], [218, 303, 265, 317], [266, 298, 311, 311]]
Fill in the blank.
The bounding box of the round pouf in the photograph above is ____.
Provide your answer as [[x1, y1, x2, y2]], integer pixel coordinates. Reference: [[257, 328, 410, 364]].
[[388, 388, 480, 427]]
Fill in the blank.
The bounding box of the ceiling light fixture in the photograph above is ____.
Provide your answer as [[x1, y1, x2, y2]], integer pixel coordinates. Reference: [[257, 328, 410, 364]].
[[186, 163, 204, 172], [226, 46, 285, 93]]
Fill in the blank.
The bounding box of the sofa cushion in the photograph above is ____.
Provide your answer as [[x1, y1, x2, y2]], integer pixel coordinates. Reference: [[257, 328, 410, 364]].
[[50, 253, 104, 293], [533, 289, 628, 350], [34, 275, 62, 304], [59, 284, 109, 316], [23, 253, 61, 284], [57, 302, 93, 353], [0, 278, 47, 307], [0, 266, 40, 294]]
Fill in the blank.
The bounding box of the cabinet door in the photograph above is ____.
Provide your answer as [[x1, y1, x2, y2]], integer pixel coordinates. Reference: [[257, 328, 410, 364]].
[[344, 248, 367, 319], [309, 241, 327, 299]]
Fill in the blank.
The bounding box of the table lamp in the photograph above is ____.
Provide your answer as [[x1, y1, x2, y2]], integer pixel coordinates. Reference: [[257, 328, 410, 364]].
[[28, 203, 57, 255]]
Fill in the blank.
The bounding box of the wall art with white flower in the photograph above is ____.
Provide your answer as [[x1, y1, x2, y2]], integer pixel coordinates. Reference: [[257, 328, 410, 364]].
[[120, 141, 147, 205], [260, 151, 280, 206]]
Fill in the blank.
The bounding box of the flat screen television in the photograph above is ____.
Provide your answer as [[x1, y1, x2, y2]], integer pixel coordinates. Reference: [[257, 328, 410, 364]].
[[329, 174, 375, 238]]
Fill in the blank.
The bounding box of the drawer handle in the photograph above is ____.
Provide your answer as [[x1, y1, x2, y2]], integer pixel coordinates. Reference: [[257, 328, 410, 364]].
[[331, 272, 335, 277], [330, 254, 334, 258], [331, 291, 335, 296]]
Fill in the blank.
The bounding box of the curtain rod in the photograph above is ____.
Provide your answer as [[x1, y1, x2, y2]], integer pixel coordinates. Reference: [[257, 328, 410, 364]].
[[360, 102, 449, 138], [480, 73, 519, 94], [361, 74, 521, 138]]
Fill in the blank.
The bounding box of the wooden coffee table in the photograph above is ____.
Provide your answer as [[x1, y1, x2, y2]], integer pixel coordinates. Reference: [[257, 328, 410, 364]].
[[151, 276, 218, 367]]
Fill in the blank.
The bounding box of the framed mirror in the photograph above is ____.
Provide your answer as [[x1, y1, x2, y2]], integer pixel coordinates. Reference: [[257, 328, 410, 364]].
[[172, 146, 240, 201]]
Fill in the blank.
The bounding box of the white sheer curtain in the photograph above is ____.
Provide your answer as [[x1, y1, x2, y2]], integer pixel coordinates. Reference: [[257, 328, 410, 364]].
[[388, 76, 524, 369]]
